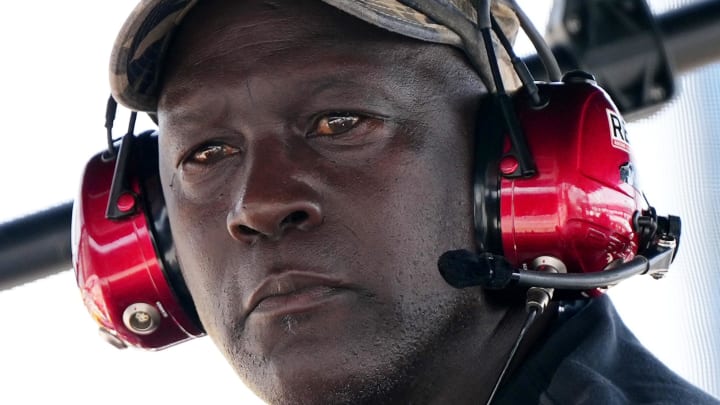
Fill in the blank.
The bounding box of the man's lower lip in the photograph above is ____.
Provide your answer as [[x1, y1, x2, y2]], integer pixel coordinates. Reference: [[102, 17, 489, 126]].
[[251, 287, 348, 317]]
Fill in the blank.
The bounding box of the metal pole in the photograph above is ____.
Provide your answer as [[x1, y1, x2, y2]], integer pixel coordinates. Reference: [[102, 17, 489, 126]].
[[0, 202, 73, 290], [658, 0, 720, 73]]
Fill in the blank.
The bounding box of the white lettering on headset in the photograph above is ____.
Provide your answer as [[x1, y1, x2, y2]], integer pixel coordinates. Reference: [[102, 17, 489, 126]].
[[607, 109, 630, 152]]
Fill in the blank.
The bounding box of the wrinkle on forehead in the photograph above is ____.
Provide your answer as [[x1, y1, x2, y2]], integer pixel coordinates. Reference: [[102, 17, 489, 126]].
[[165, 0, 362, 69], [159, 0, 486, 112]]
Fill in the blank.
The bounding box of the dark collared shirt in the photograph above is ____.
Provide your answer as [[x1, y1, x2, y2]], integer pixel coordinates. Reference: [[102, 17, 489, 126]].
[[496, 295, 719, 404]]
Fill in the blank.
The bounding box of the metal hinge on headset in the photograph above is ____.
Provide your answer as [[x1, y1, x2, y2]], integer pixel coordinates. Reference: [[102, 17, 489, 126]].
[[105, 132, 139, 220], [633, 206, 681, 279]]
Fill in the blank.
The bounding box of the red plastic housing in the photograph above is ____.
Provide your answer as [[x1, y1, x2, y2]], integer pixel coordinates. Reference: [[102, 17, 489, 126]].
[[72, 152, 204, 349], [500, 81, 645, 277]]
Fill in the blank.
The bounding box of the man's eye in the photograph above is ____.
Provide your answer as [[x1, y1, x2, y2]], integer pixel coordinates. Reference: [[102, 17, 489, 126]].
[[314, 114, 361, 136], [186, 143, 241, 165]]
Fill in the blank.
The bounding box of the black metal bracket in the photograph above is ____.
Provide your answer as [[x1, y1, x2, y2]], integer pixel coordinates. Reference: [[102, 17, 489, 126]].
[[544, 0, 675, 119]]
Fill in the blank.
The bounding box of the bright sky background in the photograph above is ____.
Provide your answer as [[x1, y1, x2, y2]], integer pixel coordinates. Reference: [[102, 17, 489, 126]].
[[0, 1, 717, 404]]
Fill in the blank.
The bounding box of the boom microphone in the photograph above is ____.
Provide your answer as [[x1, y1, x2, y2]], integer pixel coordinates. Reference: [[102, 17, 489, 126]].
[[438, 244, 676, 291]]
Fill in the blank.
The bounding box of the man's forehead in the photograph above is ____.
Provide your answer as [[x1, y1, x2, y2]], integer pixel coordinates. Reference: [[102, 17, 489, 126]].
[[158, 43, 454, 122], [165, 0, 398, 73], [109, 0, 519, 113]]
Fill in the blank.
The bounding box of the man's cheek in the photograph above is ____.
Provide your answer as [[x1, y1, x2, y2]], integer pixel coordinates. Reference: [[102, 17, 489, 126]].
[[168, 199, 232, 301], [174, 238, 236, 338]]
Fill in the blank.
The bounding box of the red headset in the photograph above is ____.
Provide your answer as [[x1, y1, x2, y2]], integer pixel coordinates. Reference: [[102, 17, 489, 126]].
[[73, 2, 680, 350], [73, 129, 204, 349], [73, 74, 678, 350]]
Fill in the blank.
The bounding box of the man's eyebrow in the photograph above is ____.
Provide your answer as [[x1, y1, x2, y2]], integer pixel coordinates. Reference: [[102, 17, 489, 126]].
[[162, 110, 216, 128], [304, 75, 365, 91], [293, 69, 399, 100], [159, 90, 229, 129]]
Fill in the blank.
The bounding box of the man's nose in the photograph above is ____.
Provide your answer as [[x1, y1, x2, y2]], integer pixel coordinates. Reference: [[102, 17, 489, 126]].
[[226, 140, 323, 244]]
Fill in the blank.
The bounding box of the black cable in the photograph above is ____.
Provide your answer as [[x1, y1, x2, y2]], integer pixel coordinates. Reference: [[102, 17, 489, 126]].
[[486, 283, 555, 404], [479, 21, 537, 176], [104, 96, 118, 158], [505, 0, 562, 82], [490, 14, 543, 106], [127, 111, 138, 137], [477, 0, 492, 29], [486, 307, 539, 405], [481, 27, 506, 94]]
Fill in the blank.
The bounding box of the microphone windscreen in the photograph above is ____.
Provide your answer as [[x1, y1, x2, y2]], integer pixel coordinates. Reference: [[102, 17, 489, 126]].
[[438, 249, 490, 288], [438, 250, 515, 289]]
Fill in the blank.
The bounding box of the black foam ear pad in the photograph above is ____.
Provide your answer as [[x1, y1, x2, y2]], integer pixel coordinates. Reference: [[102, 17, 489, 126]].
[[134, 132, 203, 330], [473, 94, 505, 255]]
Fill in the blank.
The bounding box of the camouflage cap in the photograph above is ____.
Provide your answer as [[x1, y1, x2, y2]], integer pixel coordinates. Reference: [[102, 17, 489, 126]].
[[110, 0, 520, 112]]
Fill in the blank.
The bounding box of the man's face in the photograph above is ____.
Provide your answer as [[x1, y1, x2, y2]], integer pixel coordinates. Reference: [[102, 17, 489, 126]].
[[158, 0, 491, 402]]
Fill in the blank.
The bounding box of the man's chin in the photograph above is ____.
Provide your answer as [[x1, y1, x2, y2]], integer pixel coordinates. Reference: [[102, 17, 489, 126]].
[[238, 355, 401, 405], [236, 293, 385, 360], [228, 323, 409, 404]]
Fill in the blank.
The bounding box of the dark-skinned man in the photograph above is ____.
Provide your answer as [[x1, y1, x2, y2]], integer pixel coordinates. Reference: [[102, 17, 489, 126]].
[[104, 0, 719, 403]]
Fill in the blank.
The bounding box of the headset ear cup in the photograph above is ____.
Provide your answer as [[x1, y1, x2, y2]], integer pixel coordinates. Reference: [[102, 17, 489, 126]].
[[73, 131, 204, 350], [473, 94, 504, 255], [497, 80, 649, 280]]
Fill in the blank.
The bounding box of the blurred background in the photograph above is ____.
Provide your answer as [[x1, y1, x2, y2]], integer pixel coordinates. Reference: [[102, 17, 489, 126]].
[[0, 0, 718, 403]]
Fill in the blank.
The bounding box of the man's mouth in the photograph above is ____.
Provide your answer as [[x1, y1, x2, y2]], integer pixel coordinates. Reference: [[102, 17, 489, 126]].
[[246, 271, 352, 317]]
